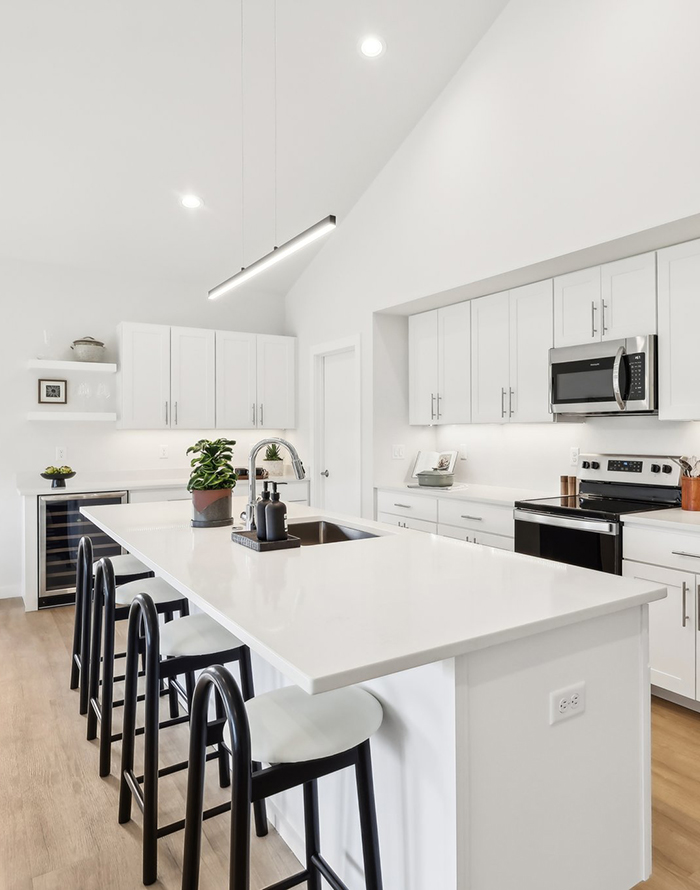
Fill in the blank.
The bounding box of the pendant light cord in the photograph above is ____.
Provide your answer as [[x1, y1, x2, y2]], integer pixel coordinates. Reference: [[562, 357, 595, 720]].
[[240, 0, 245, 270]]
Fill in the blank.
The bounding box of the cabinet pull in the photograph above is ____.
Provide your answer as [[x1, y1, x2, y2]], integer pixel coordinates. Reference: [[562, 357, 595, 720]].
[[436, 392, 442, 420], [509, 388, 514, 418], [430, 393, 436, 421], [602, 300, 608, 334], [461, 515, 483, 521], [682, 581, 689, 627], [260, 403, 264, 427], [671, 551, 700, 559], [165, 401, 169, 426], [394, 503, 411, 509], [174, 401, 178, 425], [591, 301, 597, 337], [501, 387, 507, 418], [252, 403, 256, 425]]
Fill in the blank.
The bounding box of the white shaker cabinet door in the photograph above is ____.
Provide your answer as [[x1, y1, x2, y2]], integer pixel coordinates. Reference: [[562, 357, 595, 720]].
[[471, 291, 510, 424], [600, 252, 657, 341], [437, 302, 471, 425], [216, 331, 257, 429], [119, 322, 171, 429], [509, 280, 553, 423], [170, 327, 216, 429], [553, 266, 601, 347], [658, 239, 700, 420], [408, 310, 439, 425], [257, 334, 296, 429], [622, 561, 696, 699]]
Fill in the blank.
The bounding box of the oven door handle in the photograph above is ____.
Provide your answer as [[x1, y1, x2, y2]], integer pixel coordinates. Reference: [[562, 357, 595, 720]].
[[612, 345, 626, 411], [513, 509, 620, 536]]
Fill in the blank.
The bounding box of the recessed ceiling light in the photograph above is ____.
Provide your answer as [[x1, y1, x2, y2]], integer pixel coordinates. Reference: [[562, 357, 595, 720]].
[[180, 194, 204, 209], [359, 35, 385, 59]]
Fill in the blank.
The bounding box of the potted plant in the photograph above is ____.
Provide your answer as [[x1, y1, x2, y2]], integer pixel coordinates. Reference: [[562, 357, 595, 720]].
[[187, 438, 237, 527], [262, 442, 285, 477]]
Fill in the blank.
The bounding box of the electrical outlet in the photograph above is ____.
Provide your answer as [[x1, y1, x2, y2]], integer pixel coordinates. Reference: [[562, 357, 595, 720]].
[[550, 682, 586, 725], [458, 444, 467, 460], [570, 447, 580, 467], [55, 446, 66, 463], [392, 445, 405, 460], [159, 445, 169, 460]]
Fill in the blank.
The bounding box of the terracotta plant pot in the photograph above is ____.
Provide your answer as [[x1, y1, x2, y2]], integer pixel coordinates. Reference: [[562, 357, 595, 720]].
[[682, 476, 700, 511], [191, 489, 233, 528]]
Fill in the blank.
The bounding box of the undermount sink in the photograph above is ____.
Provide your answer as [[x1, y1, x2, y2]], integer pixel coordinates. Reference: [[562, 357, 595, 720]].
[[289, 520, 378, 546]]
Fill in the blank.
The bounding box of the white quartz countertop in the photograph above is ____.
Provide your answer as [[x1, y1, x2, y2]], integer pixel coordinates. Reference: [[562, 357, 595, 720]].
[[376, 482, 550, 506], [624, 507, 700, 532], [16, 469, 308, 497], [81, 498, 666, 694]]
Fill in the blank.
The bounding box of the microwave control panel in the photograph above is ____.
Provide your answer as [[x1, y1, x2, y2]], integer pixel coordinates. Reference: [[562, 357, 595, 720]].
[[626, 353, 646, 399]]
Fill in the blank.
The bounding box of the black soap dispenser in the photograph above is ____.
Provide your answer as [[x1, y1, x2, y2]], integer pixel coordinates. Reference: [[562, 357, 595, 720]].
[[265, 483, 288, 542], [255, 482, 271, 541]]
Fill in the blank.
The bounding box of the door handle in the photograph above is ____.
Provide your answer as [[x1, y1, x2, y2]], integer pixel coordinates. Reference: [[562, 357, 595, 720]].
[[260, 403, 264, 427], [501, 387, 507, 418], [672, 551, 700, 559], [612, 346, 626, 411], [461, 515, 483, 521], [602, 300, 608, 335], [174, 401, 178, 425], [591, 301, 597, 337], [682, 581, 689, 628], [320, 470, 329, 477], [430, 393, 436, 421], [436, 393, 442, 420], [165, 401, 169, 426], [509, 388, 514, 418], [252, 403, 256, 425]]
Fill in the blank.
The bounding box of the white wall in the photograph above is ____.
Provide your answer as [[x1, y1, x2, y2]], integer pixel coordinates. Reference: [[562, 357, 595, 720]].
[[285, 0, 700, 512], [0, 258, 288, 599]]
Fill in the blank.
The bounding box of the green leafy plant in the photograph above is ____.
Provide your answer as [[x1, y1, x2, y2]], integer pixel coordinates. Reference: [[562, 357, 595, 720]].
[[186, 438, 237, 491], [264, 443, 283, 461]]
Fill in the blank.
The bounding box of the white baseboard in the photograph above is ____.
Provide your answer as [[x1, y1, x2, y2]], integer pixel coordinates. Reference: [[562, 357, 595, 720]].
[[266, 800, 305, 864], [0, 584, 21, 601]]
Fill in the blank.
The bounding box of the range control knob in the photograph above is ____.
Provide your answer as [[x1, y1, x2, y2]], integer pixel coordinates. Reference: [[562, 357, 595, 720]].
[[581, 460, 590, 469], [591, 461, 600, 470], [650, 464, 661, 473], [662, 464, 673, 474]]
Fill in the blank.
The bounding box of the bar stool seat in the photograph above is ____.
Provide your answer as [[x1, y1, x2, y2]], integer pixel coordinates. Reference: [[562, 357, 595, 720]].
[[94, 552, 150, 579], [115, 576, 184, 607], [225, 685, 383, 764], [160, 613, 244, 658]]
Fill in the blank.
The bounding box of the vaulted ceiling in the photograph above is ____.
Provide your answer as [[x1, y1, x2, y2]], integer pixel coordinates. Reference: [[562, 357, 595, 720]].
[[0, 0, 509, 298]]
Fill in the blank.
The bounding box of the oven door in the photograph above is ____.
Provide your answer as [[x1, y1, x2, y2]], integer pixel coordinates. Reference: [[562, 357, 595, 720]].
[[513, 509, 621, 574]]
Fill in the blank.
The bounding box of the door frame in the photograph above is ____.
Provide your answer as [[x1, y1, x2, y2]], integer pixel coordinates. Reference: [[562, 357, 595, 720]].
[[310, 334, 362, 512]]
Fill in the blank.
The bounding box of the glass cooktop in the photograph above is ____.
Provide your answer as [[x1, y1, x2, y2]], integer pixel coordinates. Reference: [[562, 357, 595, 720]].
[[514, 494, 675, 522]]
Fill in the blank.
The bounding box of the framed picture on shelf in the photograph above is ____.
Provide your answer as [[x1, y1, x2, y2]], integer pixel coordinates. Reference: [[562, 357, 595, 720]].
[[38, 379, 67, 404], [410, 450, 458, 477]]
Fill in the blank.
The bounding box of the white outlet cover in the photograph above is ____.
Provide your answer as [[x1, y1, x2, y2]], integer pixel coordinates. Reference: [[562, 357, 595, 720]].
[[159, 445, 169, 459], [458, 444, 467, 460], [55, 446, 67, 462], [392, 445, 405, 460], [549, 681, 586, 725], [570, 447, 580, 467]]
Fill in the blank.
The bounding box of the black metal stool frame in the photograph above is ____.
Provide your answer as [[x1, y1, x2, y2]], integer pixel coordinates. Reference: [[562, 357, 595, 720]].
[[118, 594, 268, 886], [182, 666, 384, 890]]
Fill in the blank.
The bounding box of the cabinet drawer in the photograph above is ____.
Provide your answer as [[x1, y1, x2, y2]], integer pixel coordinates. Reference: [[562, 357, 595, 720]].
[[438, 524, 514, 550], [377, 512, 437, 534], [624, 525, 700, 572], [129, 487, 190, 504], [376, 491, 438, 522], [438, 498, 513, 536]]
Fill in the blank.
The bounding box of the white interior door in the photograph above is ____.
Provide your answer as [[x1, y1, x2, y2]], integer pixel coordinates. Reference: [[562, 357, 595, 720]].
[[257, 335, 296, 429], [216, 331, 257, 429], [170, 327, 216, 429], [316, 345, 361, 516], [408, 310, 439, 425]]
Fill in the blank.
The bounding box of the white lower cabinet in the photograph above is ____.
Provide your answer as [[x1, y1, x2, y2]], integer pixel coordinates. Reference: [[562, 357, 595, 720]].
[[623, 560, 697, 699], [377, 512, 437, 533]]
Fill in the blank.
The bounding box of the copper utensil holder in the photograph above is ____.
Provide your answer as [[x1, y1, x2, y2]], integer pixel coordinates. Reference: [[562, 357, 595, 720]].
[[681, 476, 700, 511]]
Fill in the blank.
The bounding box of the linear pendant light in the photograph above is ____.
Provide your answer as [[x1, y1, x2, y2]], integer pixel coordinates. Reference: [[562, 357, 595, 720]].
[[208, 214, 336, 300], [209, 0, 336, 300]]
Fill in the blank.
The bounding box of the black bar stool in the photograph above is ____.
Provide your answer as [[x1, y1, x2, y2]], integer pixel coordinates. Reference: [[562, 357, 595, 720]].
[[70, 537, 153, 715], [182, 666, 384, 890], [117, 593, 268, 885], [86, 557, 191, 777]]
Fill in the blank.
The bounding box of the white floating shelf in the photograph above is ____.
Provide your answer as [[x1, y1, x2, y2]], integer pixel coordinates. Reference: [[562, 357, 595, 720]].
[[27, 359, 117, 374], [26, 412, 117, 422]]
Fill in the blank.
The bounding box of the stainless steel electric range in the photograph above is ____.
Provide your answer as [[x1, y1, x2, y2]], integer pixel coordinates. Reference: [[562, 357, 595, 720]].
[[514, 454, 681, 574]]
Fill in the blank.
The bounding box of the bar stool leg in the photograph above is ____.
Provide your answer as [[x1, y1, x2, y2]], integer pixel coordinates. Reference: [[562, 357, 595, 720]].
[[303, 780, 322, 890], [86, 566, 105, 742], [355, 740, 383, 890], [98, 581, 117, 777], [214, 689, 231, 789], [163, 610, 181, 719], [77, 538, 93, 713], [70, 573, 82, 691], [238, 647, 268, 838]]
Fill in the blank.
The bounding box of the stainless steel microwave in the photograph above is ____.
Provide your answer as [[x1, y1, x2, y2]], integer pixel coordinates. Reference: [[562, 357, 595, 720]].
[[549, 334, 657, 416]]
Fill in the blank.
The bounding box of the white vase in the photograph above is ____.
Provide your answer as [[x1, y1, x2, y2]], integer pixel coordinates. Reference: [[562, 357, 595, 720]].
[[262, 460, 284, 477]]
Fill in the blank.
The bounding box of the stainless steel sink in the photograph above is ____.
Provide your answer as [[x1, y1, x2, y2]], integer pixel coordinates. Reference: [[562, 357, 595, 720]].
[[289, 520, 378, 546]]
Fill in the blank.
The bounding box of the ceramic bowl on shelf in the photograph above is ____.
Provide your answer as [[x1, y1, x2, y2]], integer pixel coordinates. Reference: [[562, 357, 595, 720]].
[[40, 471, 76, 489], [71, 336, 106, 362]]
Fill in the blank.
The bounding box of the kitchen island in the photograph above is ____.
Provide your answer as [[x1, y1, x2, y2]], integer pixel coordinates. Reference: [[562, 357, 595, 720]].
[[82, 497, 665, 890]]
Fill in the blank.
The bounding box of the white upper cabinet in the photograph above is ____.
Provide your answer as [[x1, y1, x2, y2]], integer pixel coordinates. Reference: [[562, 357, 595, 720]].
[[437, 302, 471, 425], [170, 327, 215, 429], [256, 334, 296, 429], [118, 323, 171, 429], [471, 291, 510, 424], [409, 311, 439, 425], [600, 252, 657, 340], [553, 267, 601, 347], [658, 238, 700, 421], [216, 331, 257, 429], [509, 280, 554, 423]]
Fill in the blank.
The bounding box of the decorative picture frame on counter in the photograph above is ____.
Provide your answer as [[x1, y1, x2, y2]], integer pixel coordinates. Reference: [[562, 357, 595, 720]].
[[411, 450, 458, 477], [38, 379, 67, 404]]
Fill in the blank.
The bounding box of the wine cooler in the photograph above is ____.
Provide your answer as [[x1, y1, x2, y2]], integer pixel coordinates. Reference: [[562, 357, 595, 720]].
[[38, 491, 128, 608]]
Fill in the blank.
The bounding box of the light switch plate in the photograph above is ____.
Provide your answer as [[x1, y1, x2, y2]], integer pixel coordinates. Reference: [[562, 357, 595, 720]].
[[55, 446, 66, 463], [159, 445, 169, 460]]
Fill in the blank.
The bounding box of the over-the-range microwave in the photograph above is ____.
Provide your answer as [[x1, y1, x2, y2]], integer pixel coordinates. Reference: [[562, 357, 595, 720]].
[[549, 334, 657, 416]]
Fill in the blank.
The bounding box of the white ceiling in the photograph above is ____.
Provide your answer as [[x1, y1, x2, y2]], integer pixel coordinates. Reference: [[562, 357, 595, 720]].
[[0, 0, 508, 298]]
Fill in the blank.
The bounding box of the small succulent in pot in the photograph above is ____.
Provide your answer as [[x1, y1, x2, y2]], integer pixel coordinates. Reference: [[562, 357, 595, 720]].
[[187, 438, 237, 527], [262, 442, 285, 477]]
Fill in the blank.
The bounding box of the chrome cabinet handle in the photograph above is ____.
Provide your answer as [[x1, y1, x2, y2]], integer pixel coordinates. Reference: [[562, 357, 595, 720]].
[[501, 387, 506, 418], [682, 581, 689, 628], [436, 393, 442, 420], [252, 403, 256, 425], [602, 300, 608, 334], [320, 470, 329, 477], [165, 401, 169, 426], [591, 301, 597, 337], [174, 401, 178, 425], [430, 393, 436, 421], [461, 515, 483, 521], [509, 388, 514, 418], [260, 404, 264, 427], [672, 551, 700, 559], [394, 503, 411, 509]]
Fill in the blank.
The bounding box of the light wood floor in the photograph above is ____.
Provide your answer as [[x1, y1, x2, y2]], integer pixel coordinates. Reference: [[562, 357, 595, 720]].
[[3, 598, 700, 890]]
